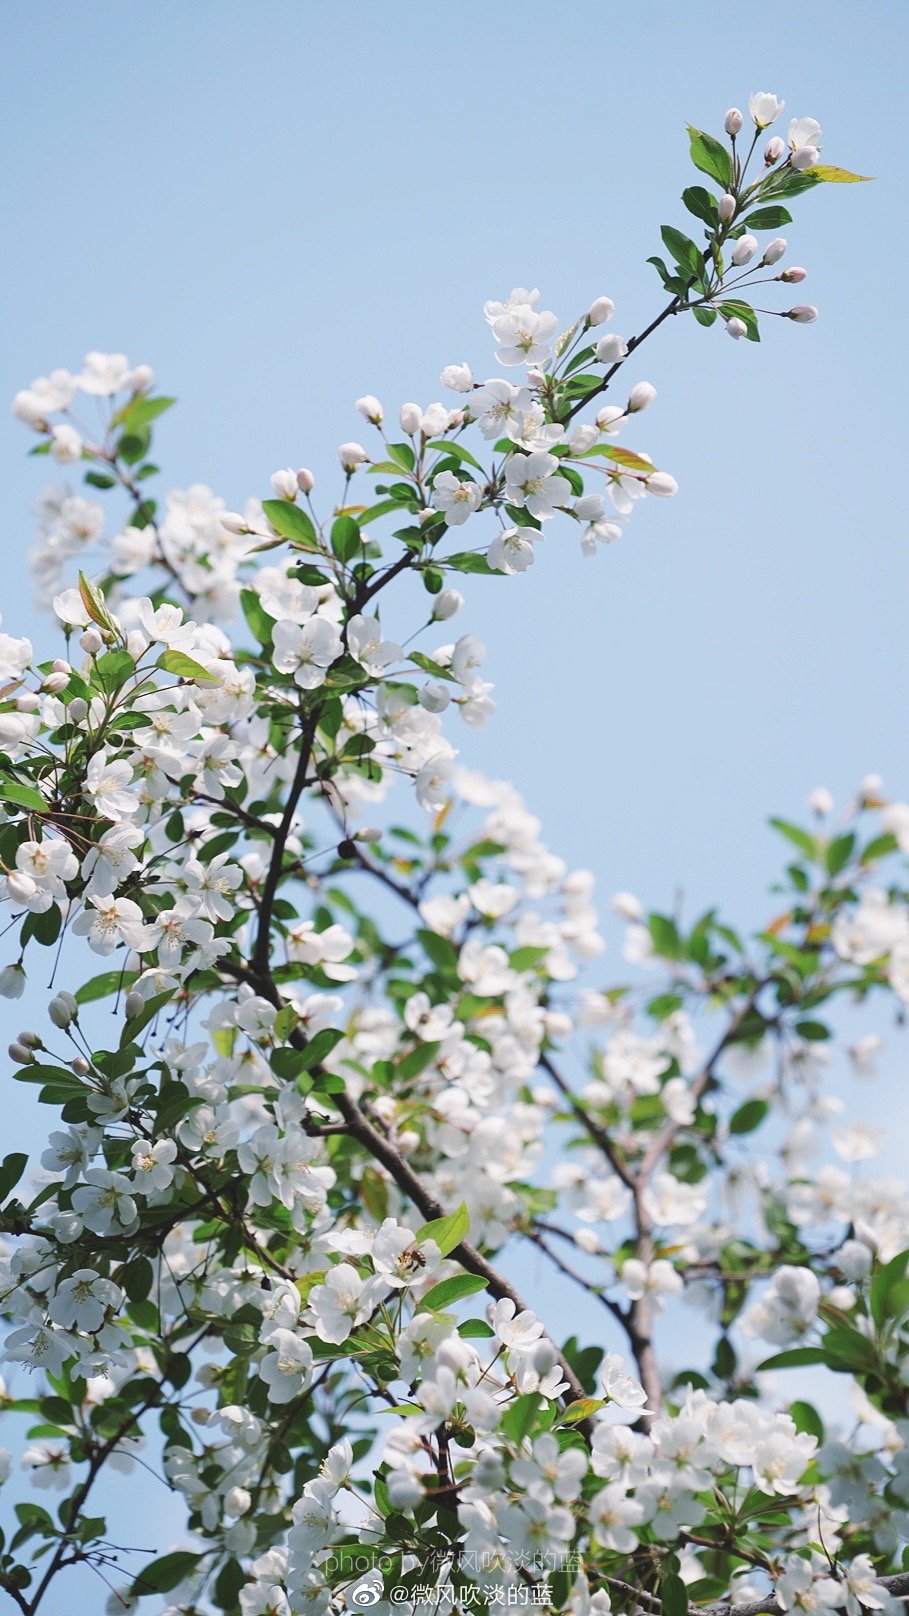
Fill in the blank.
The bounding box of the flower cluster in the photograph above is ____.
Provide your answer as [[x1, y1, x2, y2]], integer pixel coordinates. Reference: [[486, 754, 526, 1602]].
[[0, 91, 891, 1616]]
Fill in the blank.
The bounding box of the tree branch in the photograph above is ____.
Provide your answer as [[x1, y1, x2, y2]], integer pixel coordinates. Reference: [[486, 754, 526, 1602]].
[[251, 706, 321, 977]]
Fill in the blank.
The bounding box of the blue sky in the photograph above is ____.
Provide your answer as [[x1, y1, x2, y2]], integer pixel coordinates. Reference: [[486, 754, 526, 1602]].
[[3, 1, 904, 933], [1, 5, 907, 1604]]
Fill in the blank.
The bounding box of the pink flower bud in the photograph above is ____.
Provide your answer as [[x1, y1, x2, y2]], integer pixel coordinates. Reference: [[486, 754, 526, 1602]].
[[764, 136, 785, 164], [399, 403, 422, 435], [731, 234, 758, 266], [269, 467, 298, 501], [68, 698, 88, 723], [787, 304, 818, 323], [808, 787, 834, 816], [726, 318, 747, 340], [337, 441, 368, 472], [420, 681, 451, 714], [8, 1041, 34, 1065], [627, 381, 656, 413], [296, 467, 314, 494], [440, 363, 473, 392], [71, 1056, 90, 1075], [354, 826, 382, 843], [43, 671, 70, 693], [596, 334, 628, 364], [52, 659, 71, 675], [724, 108, 744, 135], [595, 404, 625, 434], [355, 394, 383, 425], [587, 296, 615, 326], [79, 628, 103, 655], [762, 237, 787, 265], [718, 193, 737, 223], [49, 992, 78, 1029], [15, 693, 40, 713], [125, 990, 145, 1019], [781, 266, 807, 283], [432, 588, 464, 621], [220, 511, 249, 534], [0, 964, 26, 1000], [645, 472, 678, 497]]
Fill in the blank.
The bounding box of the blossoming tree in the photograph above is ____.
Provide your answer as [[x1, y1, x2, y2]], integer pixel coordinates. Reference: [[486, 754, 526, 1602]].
[[0, 90, 902, 1616]]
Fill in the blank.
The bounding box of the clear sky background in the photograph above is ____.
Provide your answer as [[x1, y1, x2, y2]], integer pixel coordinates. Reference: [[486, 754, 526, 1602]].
[[1, 4, 907, 1606]]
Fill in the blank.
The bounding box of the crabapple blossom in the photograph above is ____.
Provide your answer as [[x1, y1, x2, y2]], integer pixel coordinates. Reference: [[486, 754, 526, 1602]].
[[0, 88, 888, 1616]]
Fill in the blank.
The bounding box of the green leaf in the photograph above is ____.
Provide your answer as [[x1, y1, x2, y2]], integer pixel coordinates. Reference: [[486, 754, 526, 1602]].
[[757, 1346, 826, 1370], [822, 1324, 880, 1375], [358, 498, 413, 527], [687, 125, 733, 188], [794, 1019, 829, 1042], [418, 928, 459, 973], [132, 1549, 203, 1596], [0, 1152, 28, 1203], [78, 570, 118, 634], [425, 439, 484, 471], [810, 165, 873, 183], [112, 395, 176, 433], [120, 988, 176, 1049], [790, 1399, 825, 1443], [825, 832, 856, 876], [648, 913, 684, 960], [662, 1575, 689, 1616], [158, 649, 217, 683], [681, 185, 719, 226], [660, 224, 703, 277], [118, 428, 150, 465], [443, 550, 498, 575], [240, 587, 275, 644], [509, 945, 549, 972], [861, 831, 898, 864], [871, 1250, 909, 1329], [648, 255, 683, 293], [261, 498, 320, 549], [409, 651, 458, 683], [692, 306, 718, 327], [761, 169, 825, 201], [558, 1397, 606, 1426], [331, 515, 362, 563], [396, 1041, 440, 1081], [94, 648, 135, 693], [76, 970, 135, 1004], [501, 1391, 541, 1444], [458, 1318, 495, 1339], [582, 444, 656, 473], [415, 1201, 469, 1257], [421, 1273, 487, 1311], [293, 1026, 345, 1074], [25, 904, 62, 946], [382, 441, 415, 473], [742, 205, 792, 230], [769, 817, 819, 860], [729, 1098, 769, 1135], [0, 773, 46, 813]]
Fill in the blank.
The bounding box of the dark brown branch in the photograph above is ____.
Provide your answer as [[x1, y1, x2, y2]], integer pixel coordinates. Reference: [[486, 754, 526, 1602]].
[[538, 1049, 636, 1190], [251, 707, 320, 976]]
